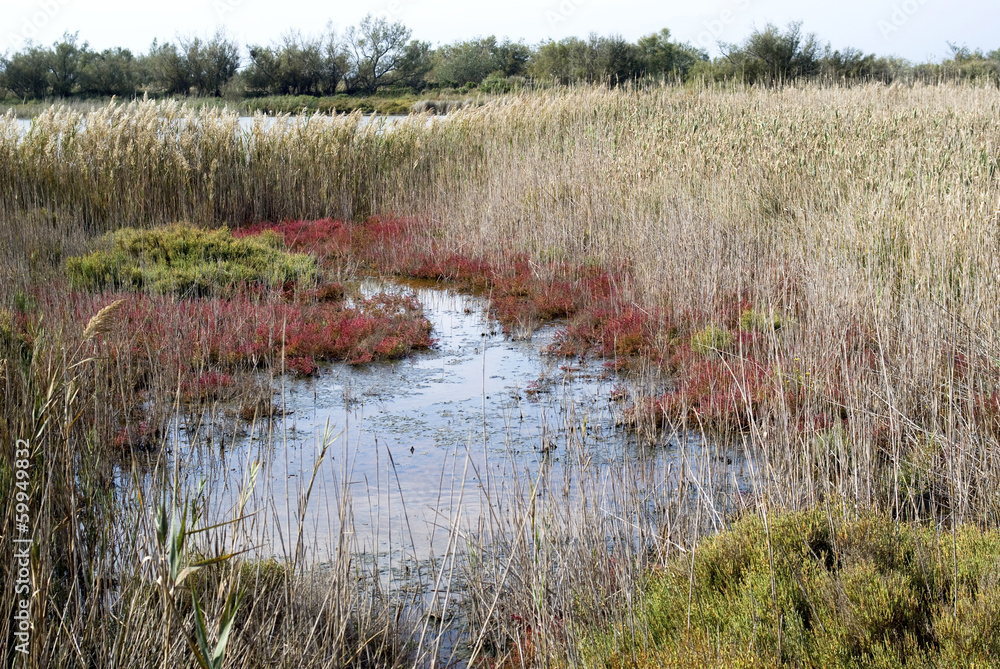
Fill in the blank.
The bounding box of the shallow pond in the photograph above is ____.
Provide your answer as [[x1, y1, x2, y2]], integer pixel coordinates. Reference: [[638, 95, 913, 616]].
[[154, 282, 750, 572]]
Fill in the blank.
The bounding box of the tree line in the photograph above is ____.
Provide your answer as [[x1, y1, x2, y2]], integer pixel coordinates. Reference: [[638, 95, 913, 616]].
[[2, 17, 998, 101]]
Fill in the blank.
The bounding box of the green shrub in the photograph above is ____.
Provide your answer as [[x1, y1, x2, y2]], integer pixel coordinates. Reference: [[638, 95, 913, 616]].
[[739, 308, 783, 332], [65, 224, 316, 295], [600, 508, 1000, 668], [691, 325, 733, 355]]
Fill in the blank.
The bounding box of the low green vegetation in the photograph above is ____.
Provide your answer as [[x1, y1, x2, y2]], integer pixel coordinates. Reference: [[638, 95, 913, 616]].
[[244, 93, 419, 116], [593, 508, 1000, 668], [739, 308, 784, 332], [690, 325, 733, 355], [65, 224, 316, 295]]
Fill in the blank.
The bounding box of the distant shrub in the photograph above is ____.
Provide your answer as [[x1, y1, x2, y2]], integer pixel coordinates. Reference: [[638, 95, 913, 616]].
[[66, 224, 316, 295], [478, 72, 518, 94], [410, 98, 471, 114]]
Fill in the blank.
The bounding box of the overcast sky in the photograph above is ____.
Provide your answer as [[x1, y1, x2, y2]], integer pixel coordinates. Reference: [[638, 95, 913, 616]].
[[1, 0, 995, 63]]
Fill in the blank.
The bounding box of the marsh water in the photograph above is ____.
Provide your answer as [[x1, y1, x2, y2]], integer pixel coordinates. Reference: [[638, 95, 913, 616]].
[[152, 282, 750, 573]]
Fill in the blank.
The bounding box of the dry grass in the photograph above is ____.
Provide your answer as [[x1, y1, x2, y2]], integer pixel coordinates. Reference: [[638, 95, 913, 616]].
[[3, 83, 1000, 666]]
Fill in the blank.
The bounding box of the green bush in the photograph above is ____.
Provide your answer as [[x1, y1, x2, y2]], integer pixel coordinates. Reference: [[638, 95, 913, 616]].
[[691, 325, 733, 355], [65, 224, 316, 295], [601, 508, 1000, 668], [739, 308, 783, 332]]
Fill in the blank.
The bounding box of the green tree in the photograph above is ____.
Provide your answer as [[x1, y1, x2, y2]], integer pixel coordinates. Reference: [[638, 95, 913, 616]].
[[530, 33, 641, 85], [141, 39, 191, 95], [530, 38, 579, 84], [637, 28, 706, 80], [939, 43, 999, 83], [0, 44, 51, 99], [322, 30, 351, 94], [493, 39, 531, 77], [343, 14, 413, 94], [78, 47, 139, 96], [180, 32, 240, 97], [48, 32, 88, 97], [431, 36, 529, 87], [820, 46, 896, 83], [394, 40, 433, 90], [594, 34, 642, 83], [723, 21, 820, 84], [247, 32, 327, 95], [432, 37, 501, 87]]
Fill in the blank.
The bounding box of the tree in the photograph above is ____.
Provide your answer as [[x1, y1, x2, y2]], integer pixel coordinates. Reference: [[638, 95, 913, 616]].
[[247, 32, 324, 95], [343, 14, 412, 94], [820, 46, 894, 83], [78, 47, 139, 96], [430, 37, 529, 87], [246, 29, 349, 96], [321, 30, 351, 94], [48, 33, 87, 97], [432, 37, 501, 87], [141, 39, 191, 95], [529, 38, 576, 84], [244, 43, 282, 94], [936, 44, 1000, 84], [180, 32, 240, 97], [394, 40, 433, 90], [637, 28, 706, 81], [493, 39, 531, 78], [530, 34, 641, 85], [1, 45, 51, 99], [723, 21, 820, 84], [593, 34, 642, 83]]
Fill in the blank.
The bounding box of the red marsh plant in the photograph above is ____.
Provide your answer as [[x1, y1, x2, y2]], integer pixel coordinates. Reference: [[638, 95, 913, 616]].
[[241, 217, 631, 337], [51, 223, 436, 448], [239, 217, 816, 432], [68, 290, 433, 380], [235, 218, 894, 438], [42, 288, 432, 450]]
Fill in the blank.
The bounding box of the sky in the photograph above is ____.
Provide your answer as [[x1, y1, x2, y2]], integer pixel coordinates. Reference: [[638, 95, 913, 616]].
[[1, 0, 996, 63]]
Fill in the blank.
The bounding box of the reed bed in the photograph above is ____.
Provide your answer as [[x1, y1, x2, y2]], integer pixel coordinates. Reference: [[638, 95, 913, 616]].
[[3, 83, 1000, 666]]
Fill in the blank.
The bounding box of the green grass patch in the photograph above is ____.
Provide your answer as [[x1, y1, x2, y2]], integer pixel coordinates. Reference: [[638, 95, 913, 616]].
[[739, 308, 784, 332], [591, 508, 1000, 668], [691, 325, 733, 356], [66, 224, 316, 295]]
